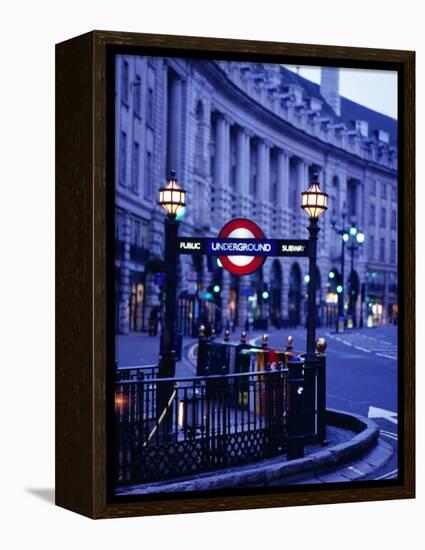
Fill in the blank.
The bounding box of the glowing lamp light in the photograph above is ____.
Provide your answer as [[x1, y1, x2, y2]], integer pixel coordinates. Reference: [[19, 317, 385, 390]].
[[213, 284, 221, 294], [356, 232, 365, 244], [301, 173, 328, 220], [342, 233, 350, 243], [328, 271, 335, 279], [336, 285, 343, 294], [262, 291, 269, 300], [159, 170, 187, 217], [349, 226, 357, 237], [304, 274, 310, 283]]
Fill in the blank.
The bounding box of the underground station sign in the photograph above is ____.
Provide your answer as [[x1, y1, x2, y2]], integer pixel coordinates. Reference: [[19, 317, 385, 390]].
[[177, 218, 310, 276]]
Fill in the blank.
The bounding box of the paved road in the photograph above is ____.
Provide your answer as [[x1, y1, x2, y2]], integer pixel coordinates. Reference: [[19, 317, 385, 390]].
[[264, 325, 399, 481], [116, 324, 399, 481]]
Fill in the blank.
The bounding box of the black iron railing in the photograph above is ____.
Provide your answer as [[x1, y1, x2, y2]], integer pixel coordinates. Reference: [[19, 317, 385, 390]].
[[114, 348, 326, 486], [115, 364, 159, 382], [115, 368, 289, 485]]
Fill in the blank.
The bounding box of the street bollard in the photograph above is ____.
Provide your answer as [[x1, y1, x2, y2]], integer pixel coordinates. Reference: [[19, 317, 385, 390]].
[[224, 329, 230, 342], [287, 353, 305, 460], [196, 324, 209, 376], [240, 331, 247, 344], [261, 334, 268, 349], [210, 328, 216, 340], [316, 338, 328, 445], [286, 335, 294, 352]]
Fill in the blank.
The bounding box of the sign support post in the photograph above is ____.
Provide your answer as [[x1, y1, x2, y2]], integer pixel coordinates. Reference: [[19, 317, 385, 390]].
[[306, 218, 319, 357], [160, 215, 179, 378]]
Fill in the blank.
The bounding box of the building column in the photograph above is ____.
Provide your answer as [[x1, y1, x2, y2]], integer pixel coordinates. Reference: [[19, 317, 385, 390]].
[[356, 180, 364, 228], [167, 74, 182, 176], [257, 139, 271, 229], [235, 126, 250, 217], [277, 148, 290, 235], [214, 114, 230, 224], [119, 211, 131, 334], [294, 159, 309, 235], [383, 271, 389, 325]]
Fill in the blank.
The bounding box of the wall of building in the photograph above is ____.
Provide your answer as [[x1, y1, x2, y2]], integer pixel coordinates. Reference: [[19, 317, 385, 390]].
[[115, 55, 398, 334]]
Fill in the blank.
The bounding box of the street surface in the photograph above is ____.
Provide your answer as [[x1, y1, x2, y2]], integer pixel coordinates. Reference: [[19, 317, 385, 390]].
[[116, 324, 398, 482]]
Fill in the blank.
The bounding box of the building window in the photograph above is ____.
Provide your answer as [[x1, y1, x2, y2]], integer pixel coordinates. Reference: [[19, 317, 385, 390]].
[[115, 210, 125, 240], [144, 150, 153, 200], [379, 238, 385, 262], [378, 130, 390, 143], [390, 240, 396, 264], [271, 178, 277, 202], [131, 141, 140, 193], [370, 180, 376, 195], [121, 60, 129, 104], [391, 210, 397, 230], [131, 218, 142, 246], [392, 186, 397, 201], [369, 236, 375, 259], [355, 120, 369, 137], [119, 131, 127, 186], [369, 204, 375, 226], [134, 74, 142, 117], [141, 221, 149, 248], [381, 182, 387, 199], [147, 87, 154, 127], [380, 207, 386, 228], [347, 180, 357, 218]]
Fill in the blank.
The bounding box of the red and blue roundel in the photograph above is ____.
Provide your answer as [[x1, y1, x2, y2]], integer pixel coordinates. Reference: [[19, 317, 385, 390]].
[[218, 218, 266, 276]]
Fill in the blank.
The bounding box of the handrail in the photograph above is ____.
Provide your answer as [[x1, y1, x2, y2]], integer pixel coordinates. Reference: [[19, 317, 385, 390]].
[[142, 388, 177, 448]]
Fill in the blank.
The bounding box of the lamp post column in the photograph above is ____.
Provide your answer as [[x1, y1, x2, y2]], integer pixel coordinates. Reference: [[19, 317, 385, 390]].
[[338, 230, 346, 332], [307, 219, 319, 357], [349, 243, 355, 326], [159, 215, 179, 378]]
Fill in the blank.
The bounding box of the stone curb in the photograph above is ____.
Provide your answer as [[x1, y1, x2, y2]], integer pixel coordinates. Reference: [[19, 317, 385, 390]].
[[118, 408, 380, 495]]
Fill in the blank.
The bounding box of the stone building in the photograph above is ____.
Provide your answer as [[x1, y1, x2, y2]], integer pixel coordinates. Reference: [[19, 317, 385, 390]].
[[115, 55, 398, 335]]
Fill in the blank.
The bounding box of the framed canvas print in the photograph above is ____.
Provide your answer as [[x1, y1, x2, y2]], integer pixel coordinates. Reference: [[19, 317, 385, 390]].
[[55, 30, 415, 519]]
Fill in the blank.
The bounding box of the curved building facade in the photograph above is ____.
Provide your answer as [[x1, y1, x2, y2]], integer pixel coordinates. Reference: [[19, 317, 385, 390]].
[[115, 55, 398, 334]]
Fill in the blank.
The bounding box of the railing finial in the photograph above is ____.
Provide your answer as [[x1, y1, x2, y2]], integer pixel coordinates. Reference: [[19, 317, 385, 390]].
[[286, 335, 294, 351], [316, 337, 327, 355]]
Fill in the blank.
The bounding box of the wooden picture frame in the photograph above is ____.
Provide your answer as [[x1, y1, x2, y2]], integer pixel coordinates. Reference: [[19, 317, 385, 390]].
[[55, 30, 415, 519]]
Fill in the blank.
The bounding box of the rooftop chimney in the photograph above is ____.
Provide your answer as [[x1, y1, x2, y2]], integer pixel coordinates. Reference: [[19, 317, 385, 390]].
[[320, 67, 341, 116]]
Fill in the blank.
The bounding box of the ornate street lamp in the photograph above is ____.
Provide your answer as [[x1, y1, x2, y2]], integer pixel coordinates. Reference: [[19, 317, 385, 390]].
[[331, 205, 348, 333], [159, 170, 186, 217], [301, 172, 328, 356], [346, 215, 365, 328], [158, 170, 186, 379]]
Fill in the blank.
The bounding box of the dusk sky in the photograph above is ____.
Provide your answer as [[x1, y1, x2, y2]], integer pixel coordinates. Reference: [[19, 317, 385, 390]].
[[285, 65, 398, 119]]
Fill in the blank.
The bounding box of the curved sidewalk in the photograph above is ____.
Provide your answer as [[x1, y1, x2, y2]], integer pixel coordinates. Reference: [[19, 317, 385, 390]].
[[116, 409, 392, 495]]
